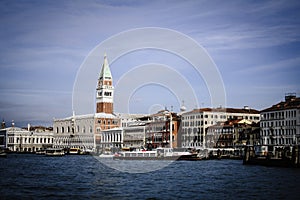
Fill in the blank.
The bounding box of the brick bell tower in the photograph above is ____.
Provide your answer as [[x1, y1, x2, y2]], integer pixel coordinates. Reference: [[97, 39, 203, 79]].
[[96, 53, 114, 114]]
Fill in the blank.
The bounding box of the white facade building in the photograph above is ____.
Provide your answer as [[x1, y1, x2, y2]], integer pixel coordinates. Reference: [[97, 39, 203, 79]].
[[180, 107, 260, 148], [0, 126, 53, 152], [117, 113, 147, 128], [98, 125, 146, 152], [123, 126, 145, 149], [53, 114, 95, 152], [99, 127, 123, 151], [260, 94, 300, 146]]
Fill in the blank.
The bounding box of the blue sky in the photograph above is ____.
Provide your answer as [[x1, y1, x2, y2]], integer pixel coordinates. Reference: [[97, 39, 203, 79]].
[[0, 0, 300, 126]]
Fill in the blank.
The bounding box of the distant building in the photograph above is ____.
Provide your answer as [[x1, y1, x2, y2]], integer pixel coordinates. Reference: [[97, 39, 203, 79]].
[[260, 93, 300, 146], [0, 125, 53, 152], [180, 107, 260, 149], [117, 113, 146, 128], [206, 119, 260, 149], [143, 111, 180, 149], [97, 110, 182, 151], [53, 54, 119, 153], [99, 127, 123, 152], [123, 125, 145, 149], [206, 122, 235, 149], [53, 114, 95, 151]]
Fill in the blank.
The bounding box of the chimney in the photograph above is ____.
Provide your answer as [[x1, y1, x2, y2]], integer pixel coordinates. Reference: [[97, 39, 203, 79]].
[[285, 93, 296, 102], [244, 106, 250, 110]]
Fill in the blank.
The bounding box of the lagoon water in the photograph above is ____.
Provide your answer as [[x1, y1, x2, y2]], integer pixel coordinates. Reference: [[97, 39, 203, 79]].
[[1, 154, 300, 199]]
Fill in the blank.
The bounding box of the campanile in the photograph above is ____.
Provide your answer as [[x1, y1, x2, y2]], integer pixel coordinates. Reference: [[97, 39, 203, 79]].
[[96, 53, 114, 114]]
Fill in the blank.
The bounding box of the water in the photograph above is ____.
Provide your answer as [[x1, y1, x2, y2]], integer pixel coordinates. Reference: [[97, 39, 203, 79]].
[[1, 154, 300, 199]]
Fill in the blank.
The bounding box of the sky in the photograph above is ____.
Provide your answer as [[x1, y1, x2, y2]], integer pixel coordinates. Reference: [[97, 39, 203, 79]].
[[0, 0, 300, 127]]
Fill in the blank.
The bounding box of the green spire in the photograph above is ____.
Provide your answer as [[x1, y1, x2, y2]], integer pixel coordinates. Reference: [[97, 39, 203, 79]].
[[99, 53, 112, 80]]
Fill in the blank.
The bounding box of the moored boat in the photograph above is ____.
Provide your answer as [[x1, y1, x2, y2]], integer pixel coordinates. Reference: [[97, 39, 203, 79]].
[[68, 148, 81, 155], [113, 148, 201, 160], [99, 153, 115, 158], [0, 152, 7, 158], [0, 148, 8, 158], [45, 148, 65, 156], [36, 149, 46, 155]]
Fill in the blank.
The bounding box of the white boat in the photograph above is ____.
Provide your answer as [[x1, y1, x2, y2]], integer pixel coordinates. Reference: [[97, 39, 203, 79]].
[[99, 153, 115, 158], [115, 150, 158, 160], [0, 148, 7, 158], [99, 147, 117, 158], [69, 148, 80, 155], [0, 151, 7, 158], [114, 148, 199, 160], [36, 149, 46, 155], [45, 148, 65, 156]]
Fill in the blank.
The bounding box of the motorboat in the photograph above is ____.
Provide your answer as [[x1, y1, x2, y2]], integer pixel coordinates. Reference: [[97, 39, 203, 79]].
[[99, 153, 115, 158], [35, 149, 46, 155], [45, 148, 65, 156], [0, 148, 8, 158], [114, 148, 201, 160], [68, 148, 81, 155]]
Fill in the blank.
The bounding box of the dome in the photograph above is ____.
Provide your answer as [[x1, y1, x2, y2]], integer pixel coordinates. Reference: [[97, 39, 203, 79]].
[[180, 105, 187, 112]]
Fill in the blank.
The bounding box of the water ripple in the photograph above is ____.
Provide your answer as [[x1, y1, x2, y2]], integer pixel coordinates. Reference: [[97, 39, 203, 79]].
[[1, 154, 300, 199]]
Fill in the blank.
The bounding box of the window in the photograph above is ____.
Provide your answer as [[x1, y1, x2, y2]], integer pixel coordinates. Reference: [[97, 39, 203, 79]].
[[104, 92, 112, 96]]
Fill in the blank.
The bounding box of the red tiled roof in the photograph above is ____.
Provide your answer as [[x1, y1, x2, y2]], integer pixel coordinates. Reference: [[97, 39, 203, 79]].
[[261, 97, 300, 112], [183, 107, 260, 115]]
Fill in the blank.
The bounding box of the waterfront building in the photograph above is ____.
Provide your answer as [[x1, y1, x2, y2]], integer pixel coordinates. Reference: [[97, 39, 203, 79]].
[[53, 54, 120, 153], [0, 124, 53, 152], [206, 119, 260, 149], [234, 120, 260, 146], [99, 127, 123, 153], [53, 114, 95, 152], [260, 93, 300, 146], [98, 125, 146, 153], [117, 113, 146, 128], [143, 110, 180, 149], [123, 125, 145, 149], [180, 107, 260, 149], [206, 122, 235, 149]]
